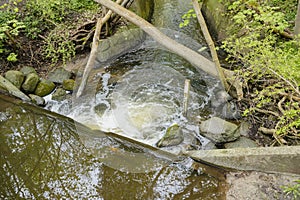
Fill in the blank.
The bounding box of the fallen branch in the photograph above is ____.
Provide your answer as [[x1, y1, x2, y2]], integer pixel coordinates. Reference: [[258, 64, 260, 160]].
[[183, 79, 190, 117], [94, 0, 219, 78], [76, 0, 124, 97], [192, 0, 229, 91]]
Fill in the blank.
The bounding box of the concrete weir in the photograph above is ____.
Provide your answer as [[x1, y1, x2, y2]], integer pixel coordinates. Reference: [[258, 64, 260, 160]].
[[184, 146, 300, 174]]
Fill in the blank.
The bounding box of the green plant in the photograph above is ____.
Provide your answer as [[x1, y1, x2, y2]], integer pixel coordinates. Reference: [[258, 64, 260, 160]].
[[0, 0, 25, 60], [44, 27, 76, 65], [7, 52, 18, 62], [220, 0, 300, 145], [282, 180, 300, 200]]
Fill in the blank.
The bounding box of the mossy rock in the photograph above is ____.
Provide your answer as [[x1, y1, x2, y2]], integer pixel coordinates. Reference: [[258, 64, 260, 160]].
[[52, 88, 67, 101], [156, 123, 184, 147], [34, 79, 55, 97], [48, 67, 72, 84], [22, 73, 40, 93], [20, 66, 37, 76], [5, 70, 24, 89], [62, 79, 75, 91]]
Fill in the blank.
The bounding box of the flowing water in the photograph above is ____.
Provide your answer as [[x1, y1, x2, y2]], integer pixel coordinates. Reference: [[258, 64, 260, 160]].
[[0, 0, 229, 199]]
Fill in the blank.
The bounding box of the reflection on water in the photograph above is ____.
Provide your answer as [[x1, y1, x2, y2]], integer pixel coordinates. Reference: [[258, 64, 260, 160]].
[[0, 94, 225, 199]]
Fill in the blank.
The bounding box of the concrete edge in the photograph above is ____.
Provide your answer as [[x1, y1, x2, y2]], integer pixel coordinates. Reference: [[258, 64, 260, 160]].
[[184, 146, 300, 175]]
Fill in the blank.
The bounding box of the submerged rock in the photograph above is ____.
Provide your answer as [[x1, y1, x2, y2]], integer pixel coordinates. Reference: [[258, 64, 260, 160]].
[[22, 73, 40, 93], [48, 67, 72, 84], [157, 123, 184, 147], [5, 70, 24, 89], [200, 117, 240, 143], [34, 79, 55, 97]]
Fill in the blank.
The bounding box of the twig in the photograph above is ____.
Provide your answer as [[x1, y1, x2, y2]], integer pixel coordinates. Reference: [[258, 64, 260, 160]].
[[258, 127, 275, 135], [278, 96, 286, 114], [192, 0, 229, 91], [76, 0, 124, 97], [253, 107, 280, 117], [183, 79, 190, 117], [268, 68, 300, 96]]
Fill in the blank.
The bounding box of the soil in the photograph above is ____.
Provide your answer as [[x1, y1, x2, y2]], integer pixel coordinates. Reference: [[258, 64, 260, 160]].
[[226, 171, 300, 200]]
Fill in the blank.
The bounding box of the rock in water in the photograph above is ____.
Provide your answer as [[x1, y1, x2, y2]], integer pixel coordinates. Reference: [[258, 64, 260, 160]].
[[22, 73, 40, 93], [200, 117, 240, 143], [52, 88, 67, 101], [157, 123, 184, 147], [34, 79, 55, 97], [5, 70, 24, 89], [62, 79, 75, 91], [29, 94, 45, 106]]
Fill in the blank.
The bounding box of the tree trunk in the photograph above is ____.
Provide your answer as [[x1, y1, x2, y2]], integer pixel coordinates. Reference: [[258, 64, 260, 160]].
[[94, 0, 219, 78]]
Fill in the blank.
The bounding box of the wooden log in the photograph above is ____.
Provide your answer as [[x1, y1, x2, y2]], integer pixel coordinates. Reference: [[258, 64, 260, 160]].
[[94, 0, 219, 78], [0, 75, 31, 101]]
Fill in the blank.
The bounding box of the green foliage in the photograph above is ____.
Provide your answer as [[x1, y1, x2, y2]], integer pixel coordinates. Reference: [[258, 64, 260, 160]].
[[180, 9, 196, 28], [221, 0, 300, 144], [7, 52, 18, 62], [282, 180, 300, 200], [24, 0, 100, 39], [0, 0, 101, 66], [44, 26, 76, 65], [0, 0, 25, 61]]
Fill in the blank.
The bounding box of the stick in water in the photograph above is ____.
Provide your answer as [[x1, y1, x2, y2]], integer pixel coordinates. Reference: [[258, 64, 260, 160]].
[[183, 79, 191, 117]]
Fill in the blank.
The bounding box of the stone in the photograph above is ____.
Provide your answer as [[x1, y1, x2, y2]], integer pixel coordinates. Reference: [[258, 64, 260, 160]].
[[22, 73, 40, 93], [236, 121, 251, 137], [224, 136, 259, 149], [48, 67, 72, 84], [199, 117, 240, 143], [62, 79, 75, 91], [29, 94, 45, 106], [52, 88, 67, 101], [0, 75, 30, 101], [20, 66, 37, 76], [5, 70, 24, 89], [34, 79, 55, 97], [156, 123, 184, 147]]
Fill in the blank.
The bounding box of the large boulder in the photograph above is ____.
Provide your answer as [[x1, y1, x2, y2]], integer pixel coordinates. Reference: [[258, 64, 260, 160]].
[[22, 73, 40, 93], [200, 117, 240, 143], [34, 79, 55, 97], [48, 67, 72, 84], [5, 70, 24, 89]]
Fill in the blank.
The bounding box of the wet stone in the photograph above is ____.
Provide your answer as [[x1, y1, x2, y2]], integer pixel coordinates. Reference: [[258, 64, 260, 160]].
[[52, 88, 67, 101], [62, 79, 75, 91], [48, 67, 72, 84], [22, 73, 40, 93], [200, 117, 240, 143], [29, 94, 45, 106], [5, 70, 24, 89], [224, 136, 259, 149], [157, 123, 184, 147], [34, 79, 55, 97]]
